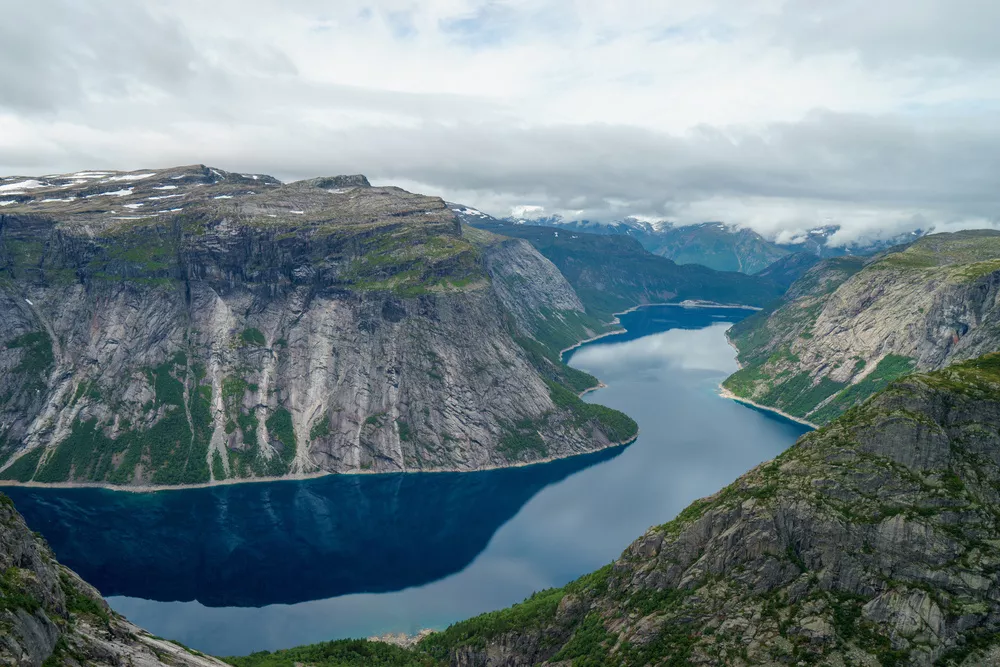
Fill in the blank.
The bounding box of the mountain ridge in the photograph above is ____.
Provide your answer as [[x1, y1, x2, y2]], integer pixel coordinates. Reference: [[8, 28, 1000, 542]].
[[722, 230, 1000, 425], [490, 210, 925, 275], [0, 166, 644, 488]]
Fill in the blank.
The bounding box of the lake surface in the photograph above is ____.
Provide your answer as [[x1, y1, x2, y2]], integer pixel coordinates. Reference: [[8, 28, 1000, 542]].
[[4, 305, 810, 656]]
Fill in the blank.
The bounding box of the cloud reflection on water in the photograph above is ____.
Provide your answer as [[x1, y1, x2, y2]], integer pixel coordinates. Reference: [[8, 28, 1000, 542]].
[[99, 307, 808, 655]]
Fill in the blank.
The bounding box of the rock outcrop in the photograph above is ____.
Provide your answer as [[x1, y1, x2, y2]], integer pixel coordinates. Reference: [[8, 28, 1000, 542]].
[[0, 166, 635, 486], [418, 353, 1000, 666], [0, 494, 228, 666], [723, 230, 1000, 423]]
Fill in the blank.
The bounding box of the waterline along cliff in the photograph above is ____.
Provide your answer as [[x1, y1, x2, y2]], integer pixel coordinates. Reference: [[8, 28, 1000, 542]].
[[0, 166, 640, 487], [95, 351, 1000, 666], [723, 231, 1000, 425]]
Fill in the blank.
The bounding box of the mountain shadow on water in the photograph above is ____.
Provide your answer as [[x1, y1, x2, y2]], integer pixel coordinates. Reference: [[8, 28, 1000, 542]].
[[4, 444, 625, 608]]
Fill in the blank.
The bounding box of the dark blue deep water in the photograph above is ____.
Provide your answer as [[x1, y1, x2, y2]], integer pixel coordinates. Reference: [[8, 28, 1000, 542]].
[[4, 305, 810, 656]]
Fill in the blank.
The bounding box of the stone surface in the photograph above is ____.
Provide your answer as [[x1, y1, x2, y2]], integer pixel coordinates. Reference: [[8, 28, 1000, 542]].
[[0, 166, 628, 486], [421, 354, 1000, 665], [724, 230, 1000, 423], [0, 496, 227, 666]]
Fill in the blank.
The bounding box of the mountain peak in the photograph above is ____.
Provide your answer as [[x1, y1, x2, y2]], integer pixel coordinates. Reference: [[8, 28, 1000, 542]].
[[296, 174, 371, 190]]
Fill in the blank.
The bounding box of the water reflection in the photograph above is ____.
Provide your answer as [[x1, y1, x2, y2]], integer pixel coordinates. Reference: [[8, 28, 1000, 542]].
[[6, 306, 810, 656], [6, 445, 623, 607]]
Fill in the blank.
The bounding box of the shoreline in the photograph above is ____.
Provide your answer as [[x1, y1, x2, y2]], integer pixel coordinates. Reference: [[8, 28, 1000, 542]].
[[560, 299, 761, 361], [0, 434, 640, 494], [0, 299, 753, 495], [721, 329, 818, 429], [717, 386, 818, 429]]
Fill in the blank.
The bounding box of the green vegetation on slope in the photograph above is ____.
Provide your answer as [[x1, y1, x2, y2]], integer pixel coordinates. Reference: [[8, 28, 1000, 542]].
[[0, 447, 44, 481], [222, 640, 440, 667], [401, 353, 1000, 665], [641, 223, 790, 274], [722, 254, 909, 423], [468, 221, 785, 320], [4, 331, 55, 399], [810, 354, 916, 423], [724, 232, 1000, 424]]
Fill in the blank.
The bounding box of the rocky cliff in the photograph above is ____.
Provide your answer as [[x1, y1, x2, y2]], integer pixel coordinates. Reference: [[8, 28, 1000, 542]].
[[723, 231, 1000, 424], [462, 217, 786, 320], [412, 353, 1000, 666], [0, 494, 229, 666], [0, 166, 635, 486]]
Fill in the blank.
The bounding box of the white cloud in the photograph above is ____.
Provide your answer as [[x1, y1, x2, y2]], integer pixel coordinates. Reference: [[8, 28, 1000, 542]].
[[1, 1, 998, 242]]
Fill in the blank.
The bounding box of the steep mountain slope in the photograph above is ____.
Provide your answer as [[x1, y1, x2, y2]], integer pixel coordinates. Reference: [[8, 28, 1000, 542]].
[[411, 353, 1000, 666], [493, 214, 792, 274], [488, 209, 923, 275], [754, 251, 823, 291], [724, 231, 1000, 424], [0, 166, 635, 486], [640, 222, 791, 274], [462, 219, 785, 320], [0, 494, 228, 666], [212, 354, 1000, 666]]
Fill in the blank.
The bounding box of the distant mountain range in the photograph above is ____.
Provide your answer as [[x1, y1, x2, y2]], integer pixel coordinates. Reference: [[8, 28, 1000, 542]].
[[493, 210, 924, 275], [449, 206, 787, 318]]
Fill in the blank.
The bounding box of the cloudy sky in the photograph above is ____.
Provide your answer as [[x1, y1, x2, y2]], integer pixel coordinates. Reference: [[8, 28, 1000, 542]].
[[3, 1, 999, 244]]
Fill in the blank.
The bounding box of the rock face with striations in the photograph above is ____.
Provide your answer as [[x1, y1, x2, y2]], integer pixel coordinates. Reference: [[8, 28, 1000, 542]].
[[419, 353, 1000, 665], [0, 166, 635, 486], [723, 231, 1000, 424]]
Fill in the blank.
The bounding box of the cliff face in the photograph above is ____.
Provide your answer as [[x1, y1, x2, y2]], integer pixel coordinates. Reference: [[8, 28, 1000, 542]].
[[0, 166, 634, 486], [723, 231, 1000, 424], [0, 495, 227, 666], [463, 218, 786, 319], [420, 354, 1000, 666]]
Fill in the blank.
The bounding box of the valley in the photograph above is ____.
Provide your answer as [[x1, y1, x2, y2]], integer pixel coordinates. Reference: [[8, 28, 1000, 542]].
[[6, 5, 1000, 665], [4, 305, 807, 657], [3, 168, 1000, 666]]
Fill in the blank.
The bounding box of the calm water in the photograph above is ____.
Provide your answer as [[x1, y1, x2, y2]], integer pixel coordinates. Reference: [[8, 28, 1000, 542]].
[[4, 306, 810, 656]]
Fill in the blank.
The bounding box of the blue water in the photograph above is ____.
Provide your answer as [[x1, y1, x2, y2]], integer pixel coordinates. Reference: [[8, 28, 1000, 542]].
[[4, 305, 810, 656]]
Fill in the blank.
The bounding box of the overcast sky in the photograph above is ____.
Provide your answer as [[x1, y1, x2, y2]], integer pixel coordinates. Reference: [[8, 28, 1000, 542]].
[[3, 1, 999, 244]]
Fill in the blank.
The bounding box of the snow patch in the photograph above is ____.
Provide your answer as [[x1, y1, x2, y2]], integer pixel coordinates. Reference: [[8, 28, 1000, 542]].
[[40, 197, 74, 202], [0, 179, 45, 192], [86, 188, 133, 198], [105, 173, 156, 182], [147, 194, 184, 201], [290, 210, 305, 215], [0, 200, 17, 206], [453, 207, 489, 218], [123, 203, 145, 209], [213, 195, 233, 199], [152, 185, 178, 190], [24, 298, 32, 306]]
